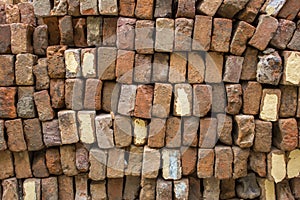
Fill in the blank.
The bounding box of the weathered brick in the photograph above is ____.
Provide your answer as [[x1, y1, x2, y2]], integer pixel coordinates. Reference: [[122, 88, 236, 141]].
[[135, 20, 154, 54], [11, 23, 33, 54], [135, 0, 154, 19], [134, 85, 153, 119], [192, 15, 212, 51], [260, 89, 281, 121], [217, 0, 250, 18], [42, 120, 62, 147], [0, 120, 6, 150], [80, 0, 98, 15], [169, 53, 186, 83], [107, 148, 125, 178], [60, 145, 79, 176], [215, 146, 233, 179], [0, 4, 5, 24], [166, 117, 182, 148], [119, 0, 135, 17], [33, 25, 48, 56], [211, 84, 226, 113], [249, 15, 278, 51], [23, 178, 41, 200], [43, 17, 60, 45], [87, 16, 102, 46], [234, 115, 255, 148], [225, 84, 242, 115], [223, 56, 244, 83], [176, 0, 195, 18], [133, 118, 148, 146], [32, 151, 49, 178], [81, 48, 97, 78], [217, 114, 232, 145], [188, 52, 205, 83], [199, 118, 217, 148], [34, 90, 54, 121], [97, 47, 116, 80], [50, 0, 68, 15], [142, 146, 160, 178], [257, 178, 276, 200], [273, 118, 298, 151], [49, 79, 65, 109], [276, 180, 294, 200], [90, 181, 106, 200], [15, 53, 37, 86], [240, 47, 258, 80], [134, 54, 152, 83], [291, 178, 300, 198], [58, 16, 73, 46], [73, 18, 88, 47], [123, 176, 141, 200], [118, 84, 137, 116], [99, 0, 118, 15], [65, 78, 84, 110], [181, 147, 197, 175], [140, 178, 156, 199], [278, 0, 300, 20], [236, 173, 260, 199], [253, 120, 272, 153], [47, 45, 67, 78], [45, 148, 63, 175], [152, 53, 169, 82], [18, 2, 36, 26], [33, 58, 50, 90], [89, 148, 107, 181], [182, 117, 198, 147], [203, 177, 220, 199], [173, 84, 192, 116], [220, 179, 235, 199], [117, 17, 136, 50], [67, 0, 80, 16], [0, 150, 14, 179], [148, 118, 166, 148], [107, 178, 123, 200], [0, 24, 11, 53], [237, 0, 265, 23], [249, 151, 267, 177], [193, 85, 211, 117], [287, 149, 300, 178], [116, 50, 134, 83], [95, 114, 114, 149], [261, 0, 287, 16], [125, 145, 143, 176], [33, 0, 50, 16], [174, 18, 193, 51], [174, 178, 189, 200], [270, 19, 296, 50], [242, 81, 262, 115], [162, 149, 182, 180], [75, 143, 89, 172], [5, 4, 20, 24], [84, 79, 102, 111], [42, 177, 58, 200], [154, 0, 172, 18], [5, 119, 27, 152], [58, 175, 74, 200], [232, 146, 250, 179], [58, 110, 79, 144], [0, 55, 14, 86], [282, 51, 300, 86], [23, 118, 44, 151], [2, 178, 19, 199], [102, 17, 117, 47], [267, 148, 286, 183], [13, 151, 32, 178], [17, 86, 35, 119], [114, 115, 132, 147], [279, 85, 297, 117], [196, 0, 222, 16], [156, 178, 172, 199], [210, 18, 232, 52], [77, 111, 96, 144], [155, 18, 174, 52], [205, 52, 223, 83]]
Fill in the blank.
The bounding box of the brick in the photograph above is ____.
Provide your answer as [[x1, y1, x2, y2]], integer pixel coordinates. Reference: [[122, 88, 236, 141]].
[[119, 0, 135, 17], [273, 118, 298, 151], [33, 25, 48, 56], [73, 18, 88, 47], [282, 51, 300, 86], [280, 85, 297, 117], [5, 119, 27, 152], [75, 143, 89, 172], [135, 0, 154, 19], [43, 17, 60, 45], [257, 178, 276, 200], [249, 151, 267, 177], [210, 18, 232, 52], [125, 145, 143, 176], [135, 20, 154, 54], [90, 181, 106, 200], [99, 0, 118, 15], [148, 118, 166, 148], [232, 146, 250, 179], [2, 178, 19, 199], [174, 178, 189, 200], [80, 0, 98, 15], [0, 150, 14, 179], [77, 111, 96, 144], [192, 16, 212, 51], [261, 0, 286, 16], [196, 0, 222, 16], [240, 47, 258, 80], [140, 178, 157, 199], [166, 117, 182, 148], [50, 0, 68, 15], [225, 84, 242, 115], [0, 120, 6, 150], [0, 24, 11, 53], [249, 15, 278, 51], [95, 114, 114, 149], [34, 90, 54, 121], [267, 148, 286, 183], [114, 115, 132, 147], [42, 177, 58, 200], [134, 54, 152, 83], [237, 0, 265, 23], [154, 0, 172, 18], [217, 114, 232, 145], [117, 17, 136, 50], [13, 151, 32, 178], [236, 173, 260, 199], [118, 84, 137, 116], [169, 53, 186, 83], [199, 118, 217, 148], [65, 79, 84, 110], [67, 0, 80, 16], [75, 174, 89, 199], [270, 19, 296, 50], [260, 89, 281, 121], [15, 53, 37, 86], [123, 176, 141, 200], [58, 175, 74, 199], [81, 48, 97, 78], [32, 151, 49, 178], [47, 45, 67, 78], [174, 84, 192, 116], [223, 56, 244, 83], [193, 85, 212, 117], [42, 120, 62, 147], [23, 179, 41, 200], [58, 16, 73, 46], [107, 178, 123, 200], [33, 0, 51, 16], [45, 148, 63, 175], [23, 118, 44, 151], [203, 177, 220, 200], [116, 50, 134, 83], [217, 0, 250, 18], [287, 149, 300, 178], [134, 85, 153, 119], [142, 148, 161, 179], [181, 147, 197, 175], [5, 4, 20, 24], [155, 18, 174, 52], [291, 178, 300, 198], [84, 79, 102, 110], [0, 4, 5, 24], [17, 86, 35, 118], [205, 52, 223, 83], [11, 23, 33, 54], [234, 115, 255, 148], [174, 18, 193, 51], [211, 84, 226, 113], [253, 120, 272, 153], [182, 117, 199, 147], [276, 180, 294, 200], [152, 53, 169, 82], [176, 0, 195, 18], [215, 146, 233, 179], [220, 179, 235, 199], [89, 148, 107, 181], [50, 79, 65, 109], [33, 58, 50, 90], [242, 81, 262, 115], [58, 110, 79, 144], [162, 149, 182, 180], [18, 3, 36, 26], [188, 177, 202, 199], [107, 148, 125, 178], [152, 83, 173, 118], [87, 16, 102, 46], [278, 0, 300, 20], [156, 178, 172, 199], [102, 17, 117, 47], [133, 118, 148, 146], [0, 55, 14, 86], [60, 145, 79, 176], [188, 52, 205, 83], [97, 47, 117, 80]]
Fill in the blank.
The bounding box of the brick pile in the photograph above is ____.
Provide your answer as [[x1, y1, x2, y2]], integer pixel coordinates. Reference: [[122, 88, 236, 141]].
[[0, 0, 300, 199]]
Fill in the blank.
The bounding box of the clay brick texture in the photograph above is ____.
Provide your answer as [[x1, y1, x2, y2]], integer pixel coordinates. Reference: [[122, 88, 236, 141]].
[[0, 0, 299, 199]]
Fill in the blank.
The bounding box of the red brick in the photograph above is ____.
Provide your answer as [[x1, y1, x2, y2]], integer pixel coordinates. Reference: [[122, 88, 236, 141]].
[[119, 0, 135, 17], [102, 17, 117, 47], [42, 120, 62, 147], [279, 85, 297, 117], [274, 118, 298, 151], [232, 146, 250, 179], [15, 53, 37, 86], [11, 23, 33, 54], [107, 178, 123, 200], [237, 0, 265, 23], [47, 45, 67, 78], [196, 0, 222, 16], [193, 84, 212, 117], [33, 58, 50, 90], [0, 24, 11, 53], [118, 84, 137, 116], [217, 114, 232, 145], [225, 84, 242, 115], [32, 151, 49, 178], [297, 88, 300, 118], [242, 81, 262, 115], [0, 55, 14, 86], [217, 0, 250, 18], [13, 151, 32, 178], [215, 146, 233, 179], [155, 18, 174, 52], [134, 54, 152, 83], [154, 0, 172, 18], [90, 181, 107, 200], [188, 52, 205, 83], [205, 52, 223, 83], [199, 118, 217, 148], [116, 50, 134, 84], [18, 2, 35, 26], [197, 149, 214, 178], [223, 56, 244, 83], [192, 15, 212, 51], [43, 17, 60, 45], [169, 52, 186, 83], [50, 79, 65, 109], [23, 118, 44, 151], [34, 90, 54, 121], [135, 20, 154, 54], [60, 145, 79, 176], [42, 177, 58, 200], [240, 47, 258, 80], [107, 148, 125, 178], [234, 115, 255, 148], [97, 47, 117, 80], [211, 84, 226, 113], [166, 117, 182, 148], [46, 148, 63, 175], [76, 143, 89, 172], [33, 25, 48, 56], [0, 120, 6, 150], [174, 18, 194, 51], [0, 4, 5, 24], [114, 115, 132, 147], [210, 18, 232, 53], [117, 17, 136, 50], [249, 15, 278, 51], [0, 150, 14, 179], [65, 79, 84, 110], [249, 151, 267, 177], [278, 0, 300, 20], [58, 175, 74, 200], [135, 0, 154, 19], [182, 117, 199, 147], [148, 118, 166, 148], [5, 119, 27, 152], [181, 147, 197, 175], [84, 79, 102, 110], [176, 0, 195, 18], [134, 85, 153, 119], [73, 18, 88, 47], [5, 4, 20, 24], [75, 174, 89, 199], [254, 120, 272, 153], [270, 19, 296, 49], [58, 16, 74, 46]]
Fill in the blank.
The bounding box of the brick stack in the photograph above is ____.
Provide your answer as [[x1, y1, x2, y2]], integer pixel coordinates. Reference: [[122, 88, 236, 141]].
[[0, 0, 300, 199]]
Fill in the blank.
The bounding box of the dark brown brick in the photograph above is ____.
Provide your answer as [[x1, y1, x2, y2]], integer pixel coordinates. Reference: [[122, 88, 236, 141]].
[[23, 118, 44, 151], [5, 119, 27, 152]]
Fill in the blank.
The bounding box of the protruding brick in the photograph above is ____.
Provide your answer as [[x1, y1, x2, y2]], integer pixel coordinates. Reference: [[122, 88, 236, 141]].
[[116, 50, 134, 83], [203, 177, 220, 200], [257, 178, 276, 200], [253, 120, 272, 152], [249, 151, 267, 177], [234, 115, 255, 148], [89, 148, 107, 181], [81, 48, 97, 78], [279, 85, 297, 117], [65, 79, 84, 110], [148, 118, 166, 148], [225, 84, 242, 115], [50, 79, 65, 109], [0, 87, 16, 118], [287, 149, 300, 178], [240, 47, 258, 80], [162, 149, 182, 180], [199, 118, 218, 148], [154, 0, 172, 18], [34, 91, 54, 120], [33, 25, 48, 56], [107, 178, 124, 200], [133, 118, 148, 146], [248, 15, 278, 51], [80, 0, 98, 15], [156, 178, 172, 199], [2, 178, 19, 199], [134, 54, 152, 83], [58, 175, 74, 200], [95, 114, 114, 149], [282, 51, 300, 85], [60, 145, 79, 176], [188, 52, 205, 83], [97, 47, 117, 80], [24, 118, 44, 151], [117, 17, 136, 50], [107, 148, 125, 178], [42, 120, 62, 147], [58, 16, 74, 46], [232, 146, 250, 179], [217, 114, 232, 145], [0, 55, 14, 86], [155, 18, 174, 52], [134, 85, 153, 119], [118, 84, 137, 116], [99, 0, 118, 15], [125, 145, 143, 176], [176, 0, 195, 18], [242, 81, 262, 115], [273, 118, 298, 151], [58, 110, 79, 145], [0, 24, 11, 54], [102, 17, 117, 47], [123, 176, 141, 200], [33, 58, 50, 90], [217, 0, 250, 18], [182, 117, 199, 147], [210, 18, 232, 52], [267, 148, 286, 183], [237, 0, 265, 23], [11, 23, 33, 54], [135, 0, 154, 19], [174, 84, 192, 116], [197, 0, 222, 16], [181, 147, 197, 175], [119, 0, 135, 17], [5, 119, 27, 152], [174, 178, 189, 200], [47, 45, 67, 78], [32, 151, 49, 178], [13, 151, 32, 178], [90, 181, 106, 200], [114, 115, 132, 147], [135, 20, 154, 54], [166, 117, 182, 148], [174, 18, 193, 51], [260, 89, 281, 121], [0, 150, 14, 179], [23, 178, 41, 200], [15, 53, 37, 86], [45, 148, 63, 175], [270, 19, 296, 49], [42, 177, 58, 200], [205, 52, 223, 83], [215, 146, 233, 179]]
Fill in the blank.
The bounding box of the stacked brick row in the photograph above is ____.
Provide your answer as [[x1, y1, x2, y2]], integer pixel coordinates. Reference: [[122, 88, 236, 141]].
[[0, 0, 300, 199]]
